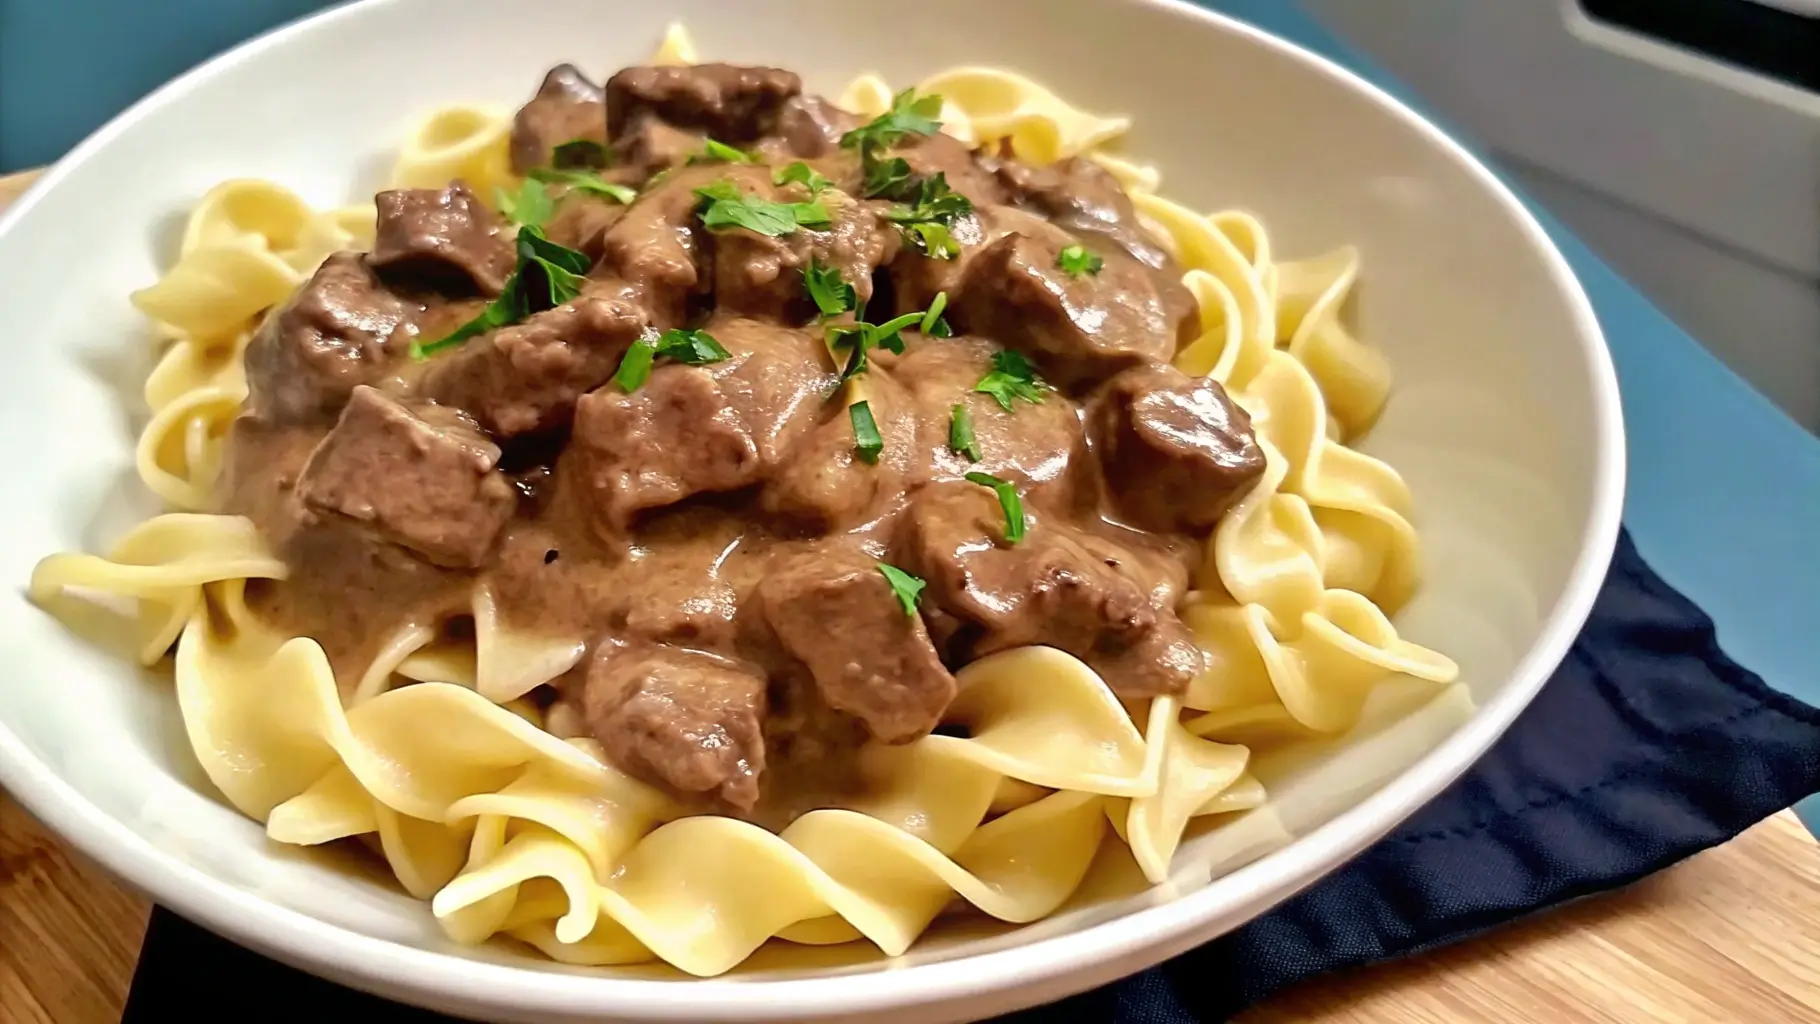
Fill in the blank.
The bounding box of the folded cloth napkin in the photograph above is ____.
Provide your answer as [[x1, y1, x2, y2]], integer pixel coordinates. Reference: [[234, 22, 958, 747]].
[[124, 528, 1820, 1023]]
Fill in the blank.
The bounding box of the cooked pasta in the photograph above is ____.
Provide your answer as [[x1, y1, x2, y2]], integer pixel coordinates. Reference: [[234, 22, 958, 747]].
[[27, 24, 1458, 976]]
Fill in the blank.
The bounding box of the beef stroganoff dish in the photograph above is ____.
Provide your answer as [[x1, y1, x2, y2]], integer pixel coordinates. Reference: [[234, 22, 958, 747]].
[[30, 24, 1460, 976]]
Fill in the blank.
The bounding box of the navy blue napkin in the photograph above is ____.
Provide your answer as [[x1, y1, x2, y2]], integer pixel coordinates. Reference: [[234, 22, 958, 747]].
[[124, 528, 1820, 1022]]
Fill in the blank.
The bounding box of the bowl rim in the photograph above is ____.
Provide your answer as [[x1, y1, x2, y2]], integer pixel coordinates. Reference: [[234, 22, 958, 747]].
[[0, 0, 1625, 1018]]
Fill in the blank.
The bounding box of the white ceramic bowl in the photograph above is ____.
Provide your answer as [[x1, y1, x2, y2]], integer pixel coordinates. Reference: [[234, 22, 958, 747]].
[[0, 0, 1623, 1020]]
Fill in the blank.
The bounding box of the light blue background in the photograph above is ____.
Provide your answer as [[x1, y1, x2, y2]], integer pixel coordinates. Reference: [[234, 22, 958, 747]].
[[4, 0, 1816, 828]]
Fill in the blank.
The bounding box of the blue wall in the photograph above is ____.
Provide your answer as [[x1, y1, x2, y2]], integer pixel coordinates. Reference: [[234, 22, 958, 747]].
[[0, 0, 330, 170]]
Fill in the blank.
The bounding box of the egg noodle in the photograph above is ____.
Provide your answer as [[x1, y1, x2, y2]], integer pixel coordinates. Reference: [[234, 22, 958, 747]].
[[28, 25, 1458, 976]]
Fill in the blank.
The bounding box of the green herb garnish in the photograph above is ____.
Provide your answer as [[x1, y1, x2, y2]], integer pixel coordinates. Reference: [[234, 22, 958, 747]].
[[410, 226, 592, 359], [495, 178, 556, 229], [527, 167, 638, 205], [552, 139, 611, 170], [830, 311, 923, 382], [850, 401, 883, 463], [861, 155, 914, 199], [877, 562, 926, 616], [880, 173, 973, 259], [965, 471, 1026, 544], [840, 89, 944, 155], [610, 328, 731, 391], [774, 161, 833, 194], [695, 180, 830, 237], [948, 403, 980, 462], [693, 138, 755, 164], [803, 259, 857, 319], [1057, 244, 1104, 278], [972, 350, 1051, 411]]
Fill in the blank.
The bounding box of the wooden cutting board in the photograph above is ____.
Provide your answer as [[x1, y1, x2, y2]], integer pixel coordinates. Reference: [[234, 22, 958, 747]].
[[2, 168, 1817, 1024]]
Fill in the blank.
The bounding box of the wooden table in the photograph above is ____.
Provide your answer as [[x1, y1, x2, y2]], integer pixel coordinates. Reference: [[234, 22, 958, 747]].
[[3, 168, 1819, 1023]]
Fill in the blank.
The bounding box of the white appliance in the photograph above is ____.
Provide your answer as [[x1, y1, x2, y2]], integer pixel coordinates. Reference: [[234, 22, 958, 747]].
[[1303, 0, 1820, 432]]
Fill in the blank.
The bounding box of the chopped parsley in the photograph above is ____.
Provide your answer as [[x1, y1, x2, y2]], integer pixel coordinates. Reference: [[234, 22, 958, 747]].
[[972, 350, 1052, 411], [877, 562, 926, 616], [410, 226, 591, 360], [774, 161, 833, 194], [610, 328, 731, 391], [841, 89, 944, 155], [1057, 244, 1104, 277], [879, 173, 974, 259], [829, 311, 919, 381], [527, 167, 637, 205], [495, 178, 556, 229], [920, 291, 949, 335], [692, 138, 755, 164], [948, 403, 980, 462], [803, 259, 857, 319], [551, 138, 610, 170], [861, 155, 914, 199], [850, 401, 883, 463], [695, 179, 830, 236], [966, 471, 1026, 544]]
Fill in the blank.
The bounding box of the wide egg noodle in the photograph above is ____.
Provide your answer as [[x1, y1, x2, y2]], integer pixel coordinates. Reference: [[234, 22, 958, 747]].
[[23, 23, 1461, 976]]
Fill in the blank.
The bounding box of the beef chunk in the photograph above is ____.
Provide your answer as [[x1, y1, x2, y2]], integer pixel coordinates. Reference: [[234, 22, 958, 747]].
[[370, 182, 514, 296], [713, 188, 900, 322], [769, 95, 864, 158], [418, 283, 649, 437], [759, 546, 957, 743], [951, 229, 1179, 389], [606, 63, 801, 143], [244, 252, 415, 423], [881, 335, 1087, 509], [889, 205, 1056, 316], [511, 64, 607, 175], [1089, 363, 1266, 532], [762, 367, 921, 531], [296, 386, 514, 568], [898, 481, 1202, 697], [989, 155, 1198, 343], [542, 193, 627, 263], [599, 164, 748, 327], [612, 117, 704, 181], [890, 132, 1006, 207], [580, 645, 766, 809], [566, 317, 833, 533]]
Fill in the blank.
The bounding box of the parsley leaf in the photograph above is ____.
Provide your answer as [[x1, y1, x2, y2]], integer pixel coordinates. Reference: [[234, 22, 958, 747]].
[[611, 328, 730, 392], [861, 155, 914, 199], [410, 226, 592, 360], [774, 161, 833, 194], [1057, 244, 1104, 277], [900, 221, 960, 259], [803, 260, 857, 319], [881, 173, 974, 258], [695, 180, 830, 236], [528, 167, 637, 205], [850, 401, 883, 463], [920, 291, 949, 335], [840, 89, 944, 154], [949, 402, 981, 462], [972, 350, 1052, 411], [552, 139, 610, 170], [693, 138, 755, 164], [495, 178, 556, 229], [653, 327, 730, 365], [877, 562, 926, 616], [830, 311, 923, 382], [966, 471, 1026, 544]]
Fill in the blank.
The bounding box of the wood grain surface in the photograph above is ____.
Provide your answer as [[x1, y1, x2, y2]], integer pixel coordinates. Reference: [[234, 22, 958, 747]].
[[3, 167, 1817, 1024]]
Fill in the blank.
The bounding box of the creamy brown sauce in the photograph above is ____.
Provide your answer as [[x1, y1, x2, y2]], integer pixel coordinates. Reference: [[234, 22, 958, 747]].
[[220, 59, 1269, 825]]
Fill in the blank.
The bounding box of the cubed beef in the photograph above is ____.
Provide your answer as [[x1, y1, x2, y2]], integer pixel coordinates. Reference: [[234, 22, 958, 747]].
[[882, 335, 1087, 509], [989, 155, 1198, 343], [768, 94, 864, 159], [606, 63, 801, 143], [889, 205, 1055, 316], [761, 367, 921, 531], [713, 188, 900, 322], [511, 64, 607, 174], [759, 545, 957, 743], [598, 164, 751, 327], [950, 228, 1179, 389], [244, 252, 416, 423], [565, 317, 833, 533], [1089, 362, 1266, 532], [418, 282, 649, 437], [612, 117, 704, 181], [295, 386, 514, 568], [370, 182, 515, 296], [897, 481, 1202, 697], [541, 193, 627, 263], [580, 645, 766, 809], [889, 132, 1007, 207]]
